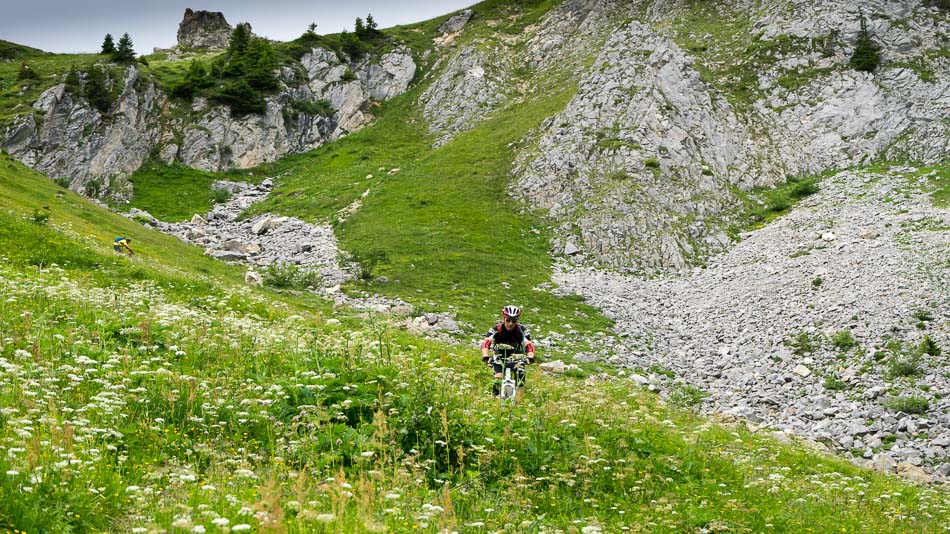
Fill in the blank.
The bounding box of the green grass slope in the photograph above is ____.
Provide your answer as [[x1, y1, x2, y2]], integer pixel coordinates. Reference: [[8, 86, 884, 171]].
[[0, 153, 948, 533]]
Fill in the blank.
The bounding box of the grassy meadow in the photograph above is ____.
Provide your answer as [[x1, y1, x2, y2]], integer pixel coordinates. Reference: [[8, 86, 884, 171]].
[[2, 150, 950, 532], [1, 0, 950, 531]]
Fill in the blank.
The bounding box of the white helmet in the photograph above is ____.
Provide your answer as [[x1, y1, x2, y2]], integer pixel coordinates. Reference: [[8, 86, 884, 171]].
[[502, 305, 521, 319]]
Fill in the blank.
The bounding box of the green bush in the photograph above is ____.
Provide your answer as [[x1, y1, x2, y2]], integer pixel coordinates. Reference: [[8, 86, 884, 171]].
[[889, 354, 923, 378], [261, 262, 321, 290], [292, 99, 334, 117], [170, 60, 213, 99], [885, 396, 929, 414], [644, 158, 660, 169], [824, 375, 847, 391], [209, 79, 266, 115], [29, 208, 50, 225], [850, 13, 880, 73], [831, 329, 857, 352], [668, 384, 708, 410], [788, 331, 819, 356], [17, 62, 38, 81], [790, 178, 820, 198], [83, 67, 113, 113], [352, 249, 388, 281], [917, 335, 942, 357]]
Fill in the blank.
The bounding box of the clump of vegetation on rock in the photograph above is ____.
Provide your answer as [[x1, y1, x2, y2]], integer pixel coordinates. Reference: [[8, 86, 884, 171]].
[[850, 12, 881, 73]]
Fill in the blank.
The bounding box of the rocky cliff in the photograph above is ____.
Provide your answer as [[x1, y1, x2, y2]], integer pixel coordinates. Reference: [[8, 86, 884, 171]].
[[2, 47, 415, 201], [176, 9, 234, 50], [504, 0, 950, 272]]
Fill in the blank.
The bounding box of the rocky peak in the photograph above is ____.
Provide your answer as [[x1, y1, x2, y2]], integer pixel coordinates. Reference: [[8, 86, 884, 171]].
[[177, 8, 234, 49]]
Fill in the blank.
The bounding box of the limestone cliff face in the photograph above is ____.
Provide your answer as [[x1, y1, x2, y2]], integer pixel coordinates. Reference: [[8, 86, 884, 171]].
[[2, 66, 162, 201], [2, 48, 416, 199], [177, 9, 233, 50], [502, 0, 950, 272]]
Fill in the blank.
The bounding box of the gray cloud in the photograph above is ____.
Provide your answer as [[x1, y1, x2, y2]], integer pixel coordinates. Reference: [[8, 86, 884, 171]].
[[1, 1, 478, 54]]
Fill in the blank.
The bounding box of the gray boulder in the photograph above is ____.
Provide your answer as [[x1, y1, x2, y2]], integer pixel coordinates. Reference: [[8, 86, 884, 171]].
[[438, 10, 474, 34]]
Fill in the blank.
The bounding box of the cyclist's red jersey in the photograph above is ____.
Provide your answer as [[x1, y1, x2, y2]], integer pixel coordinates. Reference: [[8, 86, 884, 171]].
[[482, 323, 535, 353]]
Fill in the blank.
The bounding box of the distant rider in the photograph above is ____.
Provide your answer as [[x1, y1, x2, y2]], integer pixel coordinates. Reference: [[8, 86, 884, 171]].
[[113, 237, 134, 256], [481, 305, 536, 398]]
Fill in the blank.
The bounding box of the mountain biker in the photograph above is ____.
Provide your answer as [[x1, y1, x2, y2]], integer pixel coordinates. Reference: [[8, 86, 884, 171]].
[[481, 305, 536, 398], [113, 237, 134, 256]]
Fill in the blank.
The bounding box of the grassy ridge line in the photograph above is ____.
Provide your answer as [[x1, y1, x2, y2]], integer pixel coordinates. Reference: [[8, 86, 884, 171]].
[[0, 260, 948, 532]]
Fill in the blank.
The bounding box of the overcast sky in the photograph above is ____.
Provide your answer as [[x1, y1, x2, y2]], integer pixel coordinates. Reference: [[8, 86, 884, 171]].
[[1, 1, 479, 54]]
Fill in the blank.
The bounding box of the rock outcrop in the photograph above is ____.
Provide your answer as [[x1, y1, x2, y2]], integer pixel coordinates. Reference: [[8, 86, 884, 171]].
[[3, 45, 416, 195], [177, 9, 233, 50], [1, 66, 163, 202], [510, 0, 950, 272]]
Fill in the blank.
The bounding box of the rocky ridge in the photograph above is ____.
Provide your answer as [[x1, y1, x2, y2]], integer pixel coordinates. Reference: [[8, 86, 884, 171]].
[[512, 0, 950, 271], [2, 47, 415, 200], [420, 0, 623, 148], [554, 166, 950, 480]]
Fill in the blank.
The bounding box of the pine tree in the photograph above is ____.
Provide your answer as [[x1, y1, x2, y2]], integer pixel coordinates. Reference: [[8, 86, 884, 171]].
[[354, 17, 366, 40], [850, 12, 880, 73], [306, 22, 318, 36], [64, 65, 81, 92], [228, 23, 251, 57], [100, 34, 116, 55], [246, 39, 278, 92], [84, 67, 112, 113], [365, 14, 379, 37], [223, 24, 252, 77], [171, 60, 212, 98], [113, 33, 136, 63]]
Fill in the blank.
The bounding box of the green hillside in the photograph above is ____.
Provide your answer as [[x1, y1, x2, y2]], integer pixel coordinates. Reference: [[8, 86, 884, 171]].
[[1, 151, 948, 533]]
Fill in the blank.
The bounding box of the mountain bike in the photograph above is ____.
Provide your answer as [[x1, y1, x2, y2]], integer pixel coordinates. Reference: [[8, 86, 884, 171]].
[[489, 343, 529, 403]]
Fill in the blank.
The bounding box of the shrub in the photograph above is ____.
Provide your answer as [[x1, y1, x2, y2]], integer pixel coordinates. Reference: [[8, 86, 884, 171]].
[[340, 29, 368, 60], [885, 396, 929, 414], [811, 276, 823, 289], [352, 249, 388, 281], [261, 262, 321, 290], [889, 354, 923, 378], [64, 65, 81, 92], [668, 384, 707, 410], [17, 62, 39, 81], [788, 331, 819, 356], [341, 67, 357, 82], [292, 99, 334, 117], [850, 13, 880, 73], [831, 329, 857, 352], [171, 60, 213, 99], [790, 178, 819, 198], [912, 308, 933, 322], [210, 79, 266, 115], [917, 335, 942, 357], [29, 209, 50, 225], [83, 67, 112, 113], [824, 375, 847, 391], [644, 158, 660, 169]]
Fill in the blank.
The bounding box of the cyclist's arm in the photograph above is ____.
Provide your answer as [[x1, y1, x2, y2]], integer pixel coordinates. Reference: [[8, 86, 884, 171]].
[[522, 328, 536, 364], [481, 328, 496, 361]]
